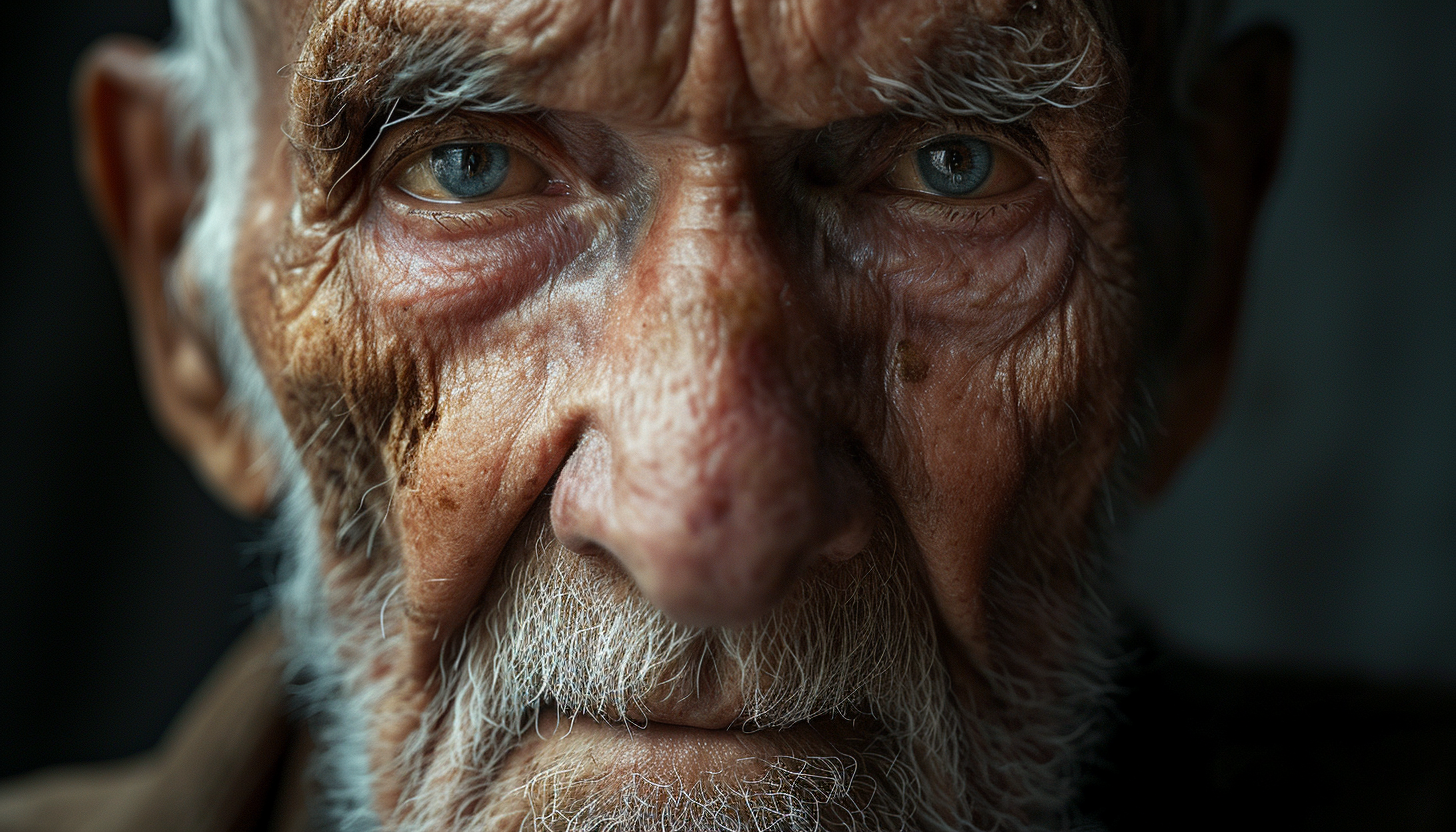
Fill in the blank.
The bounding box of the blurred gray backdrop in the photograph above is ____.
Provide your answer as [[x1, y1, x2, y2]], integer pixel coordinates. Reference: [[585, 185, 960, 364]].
[[1117, 0, 1456, 683]]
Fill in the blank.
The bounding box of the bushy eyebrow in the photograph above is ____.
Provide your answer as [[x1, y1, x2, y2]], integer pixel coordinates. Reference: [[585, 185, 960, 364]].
[[372, 31, 527, 121], [285, 12, 530, 192], [865, 22, 1102, 126], [284, 4, 1105, 192]]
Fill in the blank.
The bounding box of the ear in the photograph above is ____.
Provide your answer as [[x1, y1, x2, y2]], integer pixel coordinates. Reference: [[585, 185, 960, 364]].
[[1142, 24, 1294, 496], [75, 36, 274, 517]]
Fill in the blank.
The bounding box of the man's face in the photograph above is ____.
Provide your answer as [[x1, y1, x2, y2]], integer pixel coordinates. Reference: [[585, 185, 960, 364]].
[[224, 0, 1135, 827]]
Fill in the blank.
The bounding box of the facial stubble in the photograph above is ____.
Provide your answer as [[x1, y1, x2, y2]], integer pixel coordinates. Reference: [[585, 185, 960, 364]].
[[281, 490, 1111, 832]]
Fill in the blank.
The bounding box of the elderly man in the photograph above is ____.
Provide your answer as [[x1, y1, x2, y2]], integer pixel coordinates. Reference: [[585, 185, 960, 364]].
[[3, 0, 1292, 829]]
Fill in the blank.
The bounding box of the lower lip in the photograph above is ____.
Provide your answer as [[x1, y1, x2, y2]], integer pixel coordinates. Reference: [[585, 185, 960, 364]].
[[466, 710, 871, 829], [524, 707, 850, 777]]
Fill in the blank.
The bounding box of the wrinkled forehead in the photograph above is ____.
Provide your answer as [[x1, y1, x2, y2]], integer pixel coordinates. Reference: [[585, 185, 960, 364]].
[[268, 0, 1105, 136]]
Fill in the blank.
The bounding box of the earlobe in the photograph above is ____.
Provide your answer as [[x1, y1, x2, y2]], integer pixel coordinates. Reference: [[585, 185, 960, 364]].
[[75, 37, 275, 517], [1142, 24, 1294, 496]]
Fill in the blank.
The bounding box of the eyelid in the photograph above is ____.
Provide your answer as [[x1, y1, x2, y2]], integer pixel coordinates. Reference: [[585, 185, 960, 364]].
[[882, 135, 1036, 201], [392, 142, 552, 204], [371, 114, 564, 199], [799, 117, 1045, 195]]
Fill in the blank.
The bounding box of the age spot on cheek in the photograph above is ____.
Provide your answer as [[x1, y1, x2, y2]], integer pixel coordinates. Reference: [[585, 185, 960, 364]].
[[894, 339, 931, 384]]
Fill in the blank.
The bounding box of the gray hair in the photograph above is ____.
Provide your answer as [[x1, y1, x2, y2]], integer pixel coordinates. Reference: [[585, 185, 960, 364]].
[[159, 1, 372, 821], [154, 1, 1234, 829], [159, 0, 267, 432]]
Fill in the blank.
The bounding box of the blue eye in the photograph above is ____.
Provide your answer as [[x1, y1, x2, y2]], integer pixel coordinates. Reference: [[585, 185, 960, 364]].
[[430, 143, 510, 200], [914, 136, 993, 197]]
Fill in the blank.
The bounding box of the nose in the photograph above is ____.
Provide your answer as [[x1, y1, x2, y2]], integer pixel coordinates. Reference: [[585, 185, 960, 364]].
[[550, 146, 870, 628]]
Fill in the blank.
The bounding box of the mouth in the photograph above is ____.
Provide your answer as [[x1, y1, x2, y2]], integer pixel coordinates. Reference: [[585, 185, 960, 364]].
[[375, 512, 956, 828], [514, 705, 880, 791], [473, 707, 882, 832]]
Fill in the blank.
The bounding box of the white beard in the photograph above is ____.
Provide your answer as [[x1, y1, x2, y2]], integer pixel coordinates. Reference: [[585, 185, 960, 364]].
[[276, 488, 1111, 832]]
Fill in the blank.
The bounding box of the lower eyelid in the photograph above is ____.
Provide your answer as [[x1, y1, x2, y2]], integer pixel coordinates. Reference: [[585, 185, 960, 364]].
[[882, 185, 1045, 230]]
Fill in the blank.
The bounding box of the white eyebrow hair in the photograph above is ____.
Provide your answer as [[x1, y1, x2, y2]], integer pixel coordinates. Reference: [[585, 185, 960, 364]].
[[319, 33, 531, 188], [374, 31, 528, 120], [285, 20, 533, 187], [369, 21, 1102, 127], [864, 17, 1105, 125], [289, 0, 1107, 170]]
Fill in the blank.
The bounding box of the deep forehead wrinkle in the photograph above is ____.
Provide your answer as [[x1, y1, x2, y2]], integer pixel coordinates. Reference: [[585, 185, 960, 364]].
[[287, 0, 1109, 148]]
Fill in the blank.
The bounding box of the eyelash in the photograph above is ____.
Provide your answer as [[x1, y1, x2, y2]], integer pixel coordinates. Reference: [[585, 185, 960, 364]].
[[373, 117, 1041, 228], [889, 194, 1036, 228], [374, 117, 561, 192], [413, 204, 535, 232]]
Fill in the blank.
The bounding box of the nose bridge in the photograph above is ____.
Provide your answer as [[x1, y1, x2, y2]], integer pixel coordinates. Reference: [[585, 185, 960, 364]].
[[552, 143, 854, 627], [638, 146, 789, 412]]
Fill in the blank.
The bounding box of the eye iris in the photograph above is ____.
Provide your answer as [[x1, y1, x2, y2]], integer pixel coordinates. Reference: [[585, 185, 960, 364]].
[[430, 143, 510, 199], [915, 136, 992, 196]]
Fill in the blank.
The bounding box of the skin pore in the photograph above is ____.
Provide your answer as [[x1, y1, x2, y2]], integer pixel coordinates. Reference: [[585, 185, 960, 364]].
[[84, 0, 1192, 827], [226, 0, 1138, 826]]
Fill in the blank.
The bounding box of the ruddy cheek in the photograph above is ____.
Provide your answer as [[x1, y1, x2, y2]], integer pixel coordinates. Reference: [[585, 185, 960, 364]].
[[852, 203, 1088, 655], [875, 226, 1078, 373]]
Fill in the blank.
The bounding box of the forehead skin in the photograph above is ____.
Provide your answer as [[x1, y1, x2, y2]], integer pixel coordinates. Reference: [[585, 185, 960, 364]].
[[259, 0, 1130, 283], [248, 0, 1129, 333], [387, 0, 1005, 131], [275, 0, 1022, 132], [238, 0, 1134, 727]]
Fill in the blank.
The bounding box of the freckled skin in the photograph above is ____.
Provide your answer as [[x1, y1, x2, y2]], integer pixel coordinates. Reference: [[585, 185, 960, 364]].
[[233, 0, 1136, 821]]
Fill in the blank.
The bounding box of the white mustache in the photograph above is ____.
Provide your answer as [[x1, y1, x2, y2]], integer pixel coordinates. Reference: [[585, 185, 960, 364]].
[[473, 530, 949, 731], [389, 522, 975, 831]]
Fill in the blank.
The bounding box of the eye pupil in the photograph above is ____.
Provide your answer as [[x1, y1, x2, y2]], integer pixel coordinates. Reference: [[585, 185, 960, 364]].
[[431, 143, 510, 199], [915, 136, 992, 196]]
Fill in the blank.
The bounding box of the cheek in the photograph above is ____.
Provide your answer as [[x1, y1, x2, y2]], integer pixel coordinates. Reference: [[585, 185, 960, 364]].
[[251, 254, 432, 572], [344, 222, 616, 669], [359, 198, 600, 320], [859, 198, 1128, 660], [383, 329, 570, 656], [243, 132, 634, 674], [259, 196, 602, 555]]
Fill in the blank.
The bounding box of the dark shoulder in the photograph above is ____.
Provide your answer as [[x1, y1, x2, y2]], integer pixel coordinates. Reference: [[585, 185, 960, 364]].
[[1078, 627, 1456, 831], [0, 619, 306, 832]]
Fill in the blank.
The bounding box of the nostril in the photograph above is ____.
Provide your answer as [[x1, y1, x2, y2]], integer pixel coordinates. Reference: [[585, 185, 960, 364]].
[[816, 511, 873, 563], [552, 527, 604, 557], [568, 538, 611, 559], [549, 428, 625, 576], [808, 459, 875, 564]]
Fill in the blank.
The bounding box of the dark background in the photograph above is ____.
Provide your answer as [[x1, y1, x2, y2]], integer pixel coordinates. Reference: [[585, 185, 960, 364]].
[[2, 0, 1452, 783], [1118, 0, 1456, 684], [1, 0, 265, 776]]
